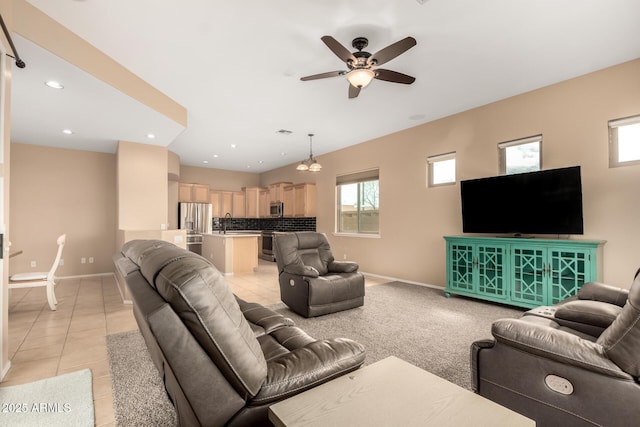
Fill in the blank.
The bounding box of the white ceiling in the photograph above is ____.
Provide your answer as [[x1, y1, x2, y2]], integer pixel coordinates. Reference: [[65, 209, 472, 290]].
[[10, 0, 640, 173]]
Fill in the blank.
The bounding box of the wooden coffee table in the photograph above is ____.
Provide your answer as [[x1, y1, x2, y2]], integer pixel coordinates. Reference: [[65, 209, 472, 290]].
[[268, 356, 535, 427]]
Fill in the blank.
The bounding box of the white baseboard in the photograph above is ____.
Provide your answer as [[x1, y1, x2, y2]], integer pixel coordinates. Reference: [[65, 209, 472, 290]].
[[361, 271, 444, 291], [1, 360, 11, 381]]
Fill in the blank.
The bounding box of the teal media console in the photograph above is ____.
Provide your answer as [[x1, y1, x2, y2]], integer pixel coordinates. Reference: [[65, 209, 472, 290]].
[[444, 236, 605, 309]]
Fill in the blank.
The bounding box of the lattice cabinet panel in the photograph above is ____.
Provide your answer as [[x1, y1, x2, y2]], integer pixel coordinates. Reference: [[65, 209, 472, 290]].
[[476, 244, 508, 299], [444, 236, 604, 309]]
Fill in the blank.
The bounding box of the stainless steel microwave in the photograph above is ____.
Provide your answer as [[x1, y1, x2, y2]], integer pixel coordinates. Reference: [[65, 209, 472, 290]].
[[270, 202, 283, 217]]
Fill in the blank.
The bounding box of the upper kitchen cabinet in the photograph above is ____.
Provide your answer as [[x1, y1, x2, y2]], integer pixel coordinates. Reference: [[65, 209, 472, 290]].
[[232, 191, 246, 218], [210, 190, 221, 217], [244, 187, 267, 218], [284, 183, 316, 217], [259, 188, 269, 218], [179, 183, 210, 203], [269, 182, 292, 203]]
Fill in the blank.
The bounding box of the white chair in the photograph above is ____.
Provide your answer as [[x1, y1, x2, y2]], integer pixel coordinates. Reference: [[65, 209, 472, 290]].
[[9, 234, 66, 311]]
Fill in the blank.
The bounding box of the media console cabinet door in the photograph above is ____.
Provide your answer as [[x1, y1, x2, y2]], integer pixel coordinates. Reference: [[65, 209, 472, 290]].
[[268, 356, 534, 427]]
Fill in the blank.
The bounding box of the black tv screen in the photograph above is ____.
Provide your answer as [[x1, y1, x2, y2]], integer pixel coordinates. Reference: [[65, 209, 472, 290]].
[[461, 166, 584, 235]]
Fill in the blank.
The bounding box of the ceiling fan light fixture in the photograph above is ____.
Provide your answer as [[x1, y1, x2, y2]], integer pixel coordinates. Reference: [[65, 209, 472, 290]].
[[347, 68, 375, 88]]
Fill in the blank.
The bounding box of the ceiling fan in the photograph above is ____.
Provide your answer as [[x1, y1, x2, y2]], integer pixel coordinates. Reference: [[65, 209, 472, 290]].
[[301, 35, 417, 98]]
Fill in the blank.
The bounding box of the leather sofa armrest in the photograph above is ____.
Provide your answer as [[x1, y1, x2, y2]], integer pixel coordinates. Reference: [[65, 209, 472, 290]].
[[327, 260, 359, 273], [554, 300, 623, 329], [283, 264, 319, 278], [249, 338, 366, 405], [491, 318, 630, 379], [578, 281, 629, 307]]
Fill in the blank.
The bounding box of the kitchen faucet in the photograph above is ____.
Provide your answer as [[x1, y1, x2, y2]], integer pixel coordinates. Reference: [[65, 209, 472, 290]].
[[222, 212, 232, 234]]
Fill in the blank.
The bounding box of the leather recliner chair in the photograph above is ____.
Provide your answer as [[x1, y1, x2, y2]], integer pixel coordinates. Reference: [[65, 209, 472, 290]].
[[114, 239, 366, 426], [471, 270, 640, 427], [273, 231, 365, 317]]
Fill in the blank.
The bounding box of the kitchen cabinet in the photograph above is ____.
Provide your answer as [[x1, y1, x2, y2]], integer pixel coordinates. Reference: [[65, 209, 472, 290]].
[[179, 183, 210, 202], [444, 236, 605, 309], [259, 189, 269, 218], [232, 191, 246, 218], [269, 182, 292, 203], [283, 183, 316, 217], [210, 190, 222, 217], [244, 187, 267, 218]]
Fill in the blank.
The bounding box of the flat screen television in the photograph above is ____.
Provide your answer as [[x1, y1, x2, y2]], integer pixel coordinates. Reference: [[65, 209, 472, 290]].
[[460, 166, 584, 235]]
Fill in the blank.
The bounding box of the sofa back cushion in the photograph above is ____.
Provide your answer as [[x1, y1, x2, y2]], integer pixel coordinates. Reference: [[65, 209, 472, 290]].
[[274, 232, 334, 276], [597, 273, 640, 376], [130, 241, 267, 398]]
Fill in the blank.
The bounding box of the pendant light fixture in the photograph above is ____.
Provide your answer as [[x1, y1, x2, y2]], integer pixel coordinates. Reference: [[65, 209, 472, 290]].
[[296, 133, 322, 172]]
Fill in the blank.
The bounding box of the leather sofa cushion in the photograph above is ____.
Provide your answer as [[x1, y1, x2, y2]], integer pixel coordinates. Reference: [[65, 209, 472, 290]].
[[555, 300, 623, 329], [150, 250, 268, 398], [597, 274, 640, 377]]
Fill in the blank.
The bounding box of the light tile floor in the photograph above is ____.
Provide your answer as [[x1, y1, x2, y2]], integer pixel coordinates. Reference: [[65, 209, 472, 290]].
[[2, 260, 387, 426]]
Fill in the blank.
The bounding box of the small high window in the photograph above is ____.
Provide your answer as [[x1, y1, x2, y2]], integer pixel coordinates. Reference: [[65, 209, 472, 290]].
[[609, 115, 640, 168], [498, 135, 542, 175], [427, 152, 456, 187]]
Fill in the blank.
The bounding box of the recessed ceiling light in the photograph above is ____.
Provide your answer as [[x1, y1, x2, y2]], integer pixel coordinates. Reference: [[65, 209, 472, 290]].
[[203, 160, 209, 164], [62, 129, 74, 135], [259, 160, 264, 164], [146, 133, 156, 139], [230, 144, 237, 149], [281, 152, 287, 156], [213, 154, 219, 158], [45, 80, 64, 89]]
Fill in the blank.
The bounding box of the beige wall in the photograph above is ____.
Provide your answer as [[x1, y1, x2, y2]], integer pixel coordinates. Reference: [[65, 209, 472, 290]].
[[116, 141, 168, 230], [180, 165, 260, 191], [261, 58, 640, 289], [9, 143, 117, 275]]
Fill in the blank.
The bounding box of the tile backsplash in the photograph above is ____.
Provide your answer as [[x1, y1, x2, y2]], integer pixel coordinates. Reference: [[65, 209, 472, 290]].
[[212, 217, 316, 232]]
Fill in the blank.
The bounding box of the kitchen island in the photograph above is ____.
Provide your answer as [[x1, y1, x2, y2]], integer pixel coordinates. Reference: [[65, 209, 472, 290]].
[[202, 232, 260, 275]]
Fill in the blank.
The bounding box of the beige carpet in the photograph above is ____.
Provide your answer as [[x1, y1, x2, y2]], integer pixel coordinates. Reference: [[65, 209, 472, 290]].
[[107, 281, 524, 424]]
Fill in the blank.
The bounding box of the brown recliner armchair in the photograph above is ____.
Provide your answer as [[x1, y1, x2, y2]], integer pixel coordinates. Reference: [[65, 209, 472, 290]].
[[471, 269, 640, 427], [273, 231, 365, 317], [114, 239, 366, 426]]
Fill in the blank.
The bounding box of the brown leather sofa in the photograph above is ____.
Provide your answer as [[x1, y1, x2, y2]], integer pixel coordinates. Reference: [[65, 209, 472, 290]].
[[273, 231, 365, 317], [471, 271, 640, 426], [114, 239, 366, 427]]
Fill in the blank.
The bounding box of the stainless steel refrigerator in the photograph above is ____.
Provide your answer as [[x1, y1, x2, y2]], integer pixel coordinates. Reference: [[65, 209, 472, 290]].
[[178, 202, 212, 255]]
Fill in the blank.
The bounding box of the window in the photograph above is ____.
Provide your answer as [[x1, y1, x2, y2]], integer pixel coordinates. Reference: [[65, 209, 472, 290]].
[[336, 169, 379, 235], [609, 115, 640, 168], [427, 152, 456, 187], [498, 135, 542, 175]]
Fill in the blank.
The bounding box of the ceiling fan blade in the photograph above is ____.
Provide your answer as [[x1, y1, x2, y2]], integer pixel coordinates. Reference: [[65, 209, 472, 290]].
[[369, 37, 417, 66], [374, 69, 416, 84], [321, 35, 357, 64], [300, 71, 345, 81], [348, 84, 361, 99]]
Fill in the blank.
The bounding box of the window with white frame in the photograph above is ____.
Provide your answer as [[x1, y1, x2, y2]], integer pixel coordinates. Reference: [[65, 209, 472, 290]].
[[498, 135, 542, 175], [427, 152, 456, 187], [609, 115, 640, 167], [336, 169, 379, 235]]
